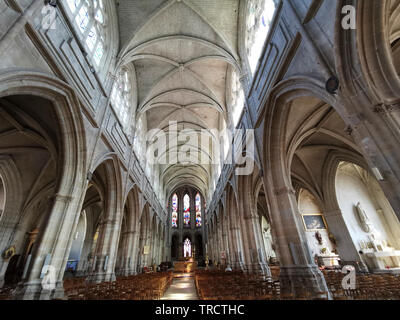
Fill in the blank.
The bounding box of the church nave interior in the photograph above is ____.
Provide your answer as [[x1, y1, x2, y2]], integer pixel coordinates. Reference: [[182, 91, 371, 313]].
[[1, 0, 400, 301]]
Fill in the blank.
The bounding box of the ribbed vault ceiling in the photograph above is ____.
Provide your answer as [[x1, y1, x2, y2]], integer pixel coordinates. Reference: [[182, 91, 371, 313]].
[[117, 0, 242, 200]]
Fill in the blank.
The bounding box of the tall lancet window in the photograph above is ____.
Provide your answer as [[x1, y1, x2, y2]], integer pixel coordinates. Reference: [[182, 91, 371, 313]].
[[171, 193, 178, 228], [184, 238, 191, 258], [65, 0, 107, 68], [183, 194, 190, 226], [195, 193, 202, 227], [246, 0, 276, 75], [111, 69, 132, 132]]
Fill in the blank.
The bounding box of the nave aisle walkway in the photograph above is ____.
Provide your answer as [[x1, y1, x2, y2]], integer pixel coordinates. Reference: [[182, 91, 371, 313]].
[[161, 273, 199, 300]]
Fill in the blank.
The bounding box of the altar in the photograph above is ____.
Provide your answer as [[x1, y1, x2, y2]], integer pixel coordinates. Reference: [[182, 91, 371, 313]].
[[317, 254, 340, 268], [365, 250, 400, 272], [173, 260, 198, 273]]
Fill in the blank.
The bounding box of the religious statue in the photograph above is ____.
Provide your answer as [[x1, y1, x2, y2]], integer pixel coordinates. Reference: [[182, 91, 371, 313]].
[[355, 202, 374, 233], [328, 233, 337, 246], [315, 231, 323, 245]]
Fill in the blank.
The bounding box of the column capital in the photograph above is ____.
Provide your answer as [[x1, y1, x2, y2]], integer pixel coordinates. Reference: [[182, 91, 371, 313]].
[[244, 213, 259, 220], [50, 193, 74, 203], [99, 218, 117, 225], [373, 101, 400, 114], [274, 186, 296, 197]]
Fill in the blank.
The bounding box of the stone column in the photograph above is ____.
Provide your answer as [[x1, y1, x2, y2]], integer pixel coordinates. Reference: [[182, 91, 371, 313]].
[[145, 232, 152, 267], [245, 214, 271, 276], [217, 217, 226, 266], [211, 226, 218, 264], [88, 213, 122, 283], [14, 192, 83, 300], [131, 230, 140, 274], [324, 209, 368, 272], [207, 231, 213, 263], [178, 232, 183, 260], [226, 208, 245, 271], [149, 230, 155, 267], [265, 181, 331, 299], [228, 225, 240, 270], [222, 216, 231, 266], [237, 207, 270, 275], [119, 229, 139, 276], [75, 230, 94, 277], [232, 183, 269, 275], [137, 221, 146, 272]]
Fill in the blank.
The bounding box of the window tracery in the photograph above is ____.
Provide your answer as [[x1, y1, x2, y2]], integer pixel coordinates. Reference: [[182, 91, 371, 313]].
[[65, 0, 107, 68], [246, 0, 276, 75]]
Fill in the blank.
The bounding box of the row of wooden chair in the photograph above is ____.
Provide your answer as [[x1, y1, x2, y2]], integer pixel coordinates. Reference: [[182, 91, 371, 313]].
[[0, 287, 12, 300], [195, 270, 281, 300], [195, 268, 400, 300], [64, 271, 173, 300], [323, 270, 400, 300]]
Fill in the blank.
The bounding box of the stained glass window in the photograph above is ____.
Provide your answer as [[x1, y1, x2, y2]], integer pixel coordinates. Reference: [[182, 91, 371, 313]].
[[171, 194, 178, 228], [183, 194, 190, 226], [195, 193, 202, 227], [64, 0, 106, 68]]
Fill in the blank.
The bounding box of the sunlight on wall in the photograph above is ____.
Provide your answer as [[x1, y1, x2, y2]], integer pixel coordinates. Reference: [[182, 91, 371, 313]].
[[111, 69, 133, 133], [230, 71, 245, 127], [335, 162, 400, 253], [298, 189, 336, 258]]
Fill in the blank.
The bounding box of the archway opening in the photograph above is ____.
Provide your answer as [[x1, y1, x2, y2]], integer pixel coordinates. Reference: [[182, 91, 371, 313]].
[[388, 0, 400, 75], [335, 161, 400, 271], [0, 94, 62, 288], [62, 160, 113, 279], [297, 188, 338, 268], [65, 212, 87, 276]]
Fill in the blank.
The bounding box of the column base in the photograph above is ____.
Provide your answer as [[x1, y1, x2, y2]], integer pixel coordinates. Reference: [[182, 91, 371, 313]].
[[118, 269, 137, 277], [12, 280, 65, 300], [242, 263, 271, 277], [279, 265, 332, 300], [232, 261, 245, 271], [86, 272, 116, 283], [74, 270, 89, 278]]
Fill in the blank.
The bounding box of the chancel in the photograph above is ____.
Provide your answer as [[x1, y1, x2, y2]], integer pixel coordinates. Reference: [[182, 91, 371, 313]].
[[1, 0, 400, 301]]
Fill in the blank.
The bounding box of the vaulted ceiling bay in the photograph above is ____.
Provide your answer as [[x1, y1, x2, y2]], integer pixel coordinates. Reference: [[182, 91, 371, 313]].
[[116, 0, 244, 202]]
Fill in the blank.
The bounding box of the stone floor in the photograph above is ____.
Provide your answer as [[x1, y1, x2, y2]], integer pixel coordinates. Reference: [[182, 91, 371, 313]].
[[161, 273, 199, 300]]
